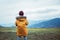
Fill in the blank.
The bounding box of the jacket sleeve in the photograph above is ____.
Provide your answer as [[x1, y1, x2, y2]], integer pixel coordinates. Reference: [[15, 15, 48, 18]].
[[15, 20, 17, 26], [25, 19, 28, 25]]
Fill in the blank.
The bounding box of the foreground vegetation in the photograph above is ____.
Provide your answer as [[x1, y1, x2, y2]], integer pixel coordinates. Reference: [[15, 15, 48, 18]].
[[0, 27, 60, 40]]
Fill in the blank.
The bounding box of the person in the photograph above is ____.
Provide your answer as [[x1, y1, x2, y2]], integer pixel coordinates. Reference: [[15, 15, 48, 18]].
[[15, 11, 28, 40]]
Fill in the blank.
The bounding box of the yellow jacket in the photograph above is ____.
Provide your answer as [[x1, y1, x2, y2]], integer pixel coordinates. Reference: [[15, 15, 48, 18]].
[[15, 16, 28, 36]]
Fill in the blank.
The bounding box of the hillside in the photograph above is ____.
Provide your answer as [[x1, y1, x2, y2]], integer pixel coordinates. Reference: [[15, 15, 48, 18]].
[[29, 18, 60, 28]]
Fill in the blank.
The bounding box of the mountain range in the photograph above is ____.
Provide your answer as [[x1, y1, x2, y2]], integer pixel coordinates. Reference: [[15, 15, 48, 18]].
[[0, 18, 60, 28], [29, 18, 60, 28]]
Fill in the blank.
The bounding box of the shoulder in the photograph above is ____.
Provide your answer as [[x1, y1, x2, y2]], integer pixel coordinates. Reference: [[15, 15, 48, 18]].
[[16, 16, 27, 19]]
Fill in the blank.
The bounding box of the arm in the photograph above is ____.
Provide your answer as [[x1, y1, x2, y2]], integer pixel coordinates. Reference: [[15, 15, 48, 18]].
[[25, 19, 28, 25], [15, 20, 17, 26]]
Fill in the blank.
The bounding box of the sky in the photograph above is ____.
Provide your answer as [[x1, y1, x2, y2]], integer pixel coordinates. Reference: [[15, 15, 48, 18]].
[[0, 0, 60, 26]]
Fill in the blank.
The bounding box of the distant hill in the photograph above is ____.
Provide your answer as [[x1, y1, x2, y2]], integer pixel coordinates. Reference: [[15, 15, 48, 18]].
[[29, 18, 60, 28], [0, 25, 4, 27]]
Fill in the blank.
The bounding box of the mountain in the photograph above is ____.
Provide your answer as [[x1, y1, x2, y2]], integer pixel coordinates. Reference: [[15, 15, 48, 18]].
[[0, 25, 4, 27], [29, 18, 60, 28]]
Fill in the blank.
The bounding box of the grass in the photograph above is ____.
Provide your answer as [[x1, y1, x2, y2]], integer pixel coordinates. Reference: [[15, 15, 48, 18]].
[[0, 27, 60, 40]]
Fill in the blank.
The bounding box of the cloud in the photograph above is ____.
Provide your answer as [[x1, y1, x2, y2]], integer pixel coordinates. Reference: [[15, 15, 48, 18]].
[[24, 6, 60, 20], [0, 0, 60, 26], [24, 8, 58, 14]]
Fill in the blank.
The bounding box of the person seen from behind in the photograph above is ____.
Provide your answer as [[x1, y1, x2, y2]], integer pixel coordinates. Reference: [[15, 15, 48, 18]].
[[15, 11, 28, 40]]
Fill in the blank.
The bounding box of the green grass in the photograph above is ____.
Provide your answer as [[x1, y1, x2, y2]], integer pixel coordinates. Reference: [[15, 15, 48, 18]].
[[0, 27, 60, 32], [0, 27, 16, 32], [0, 27, 60, 34], [0, 27, 60, 40]]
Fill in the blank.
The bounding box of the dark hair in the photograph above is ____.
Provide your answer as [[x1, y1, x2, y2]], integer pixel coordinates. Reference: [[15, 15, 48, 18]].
[[19, 11, 24, 16]]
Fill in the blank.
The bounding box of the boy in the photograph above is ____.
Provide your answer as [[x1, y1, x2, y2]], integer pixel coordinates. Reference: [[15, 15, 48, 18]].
[[15, 11, 28, 40]]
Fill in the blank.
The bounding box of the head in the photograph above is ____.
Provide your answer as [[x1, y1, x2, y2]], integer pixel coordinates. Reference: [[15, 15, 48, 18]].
[[19, 11, 24, 16]]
